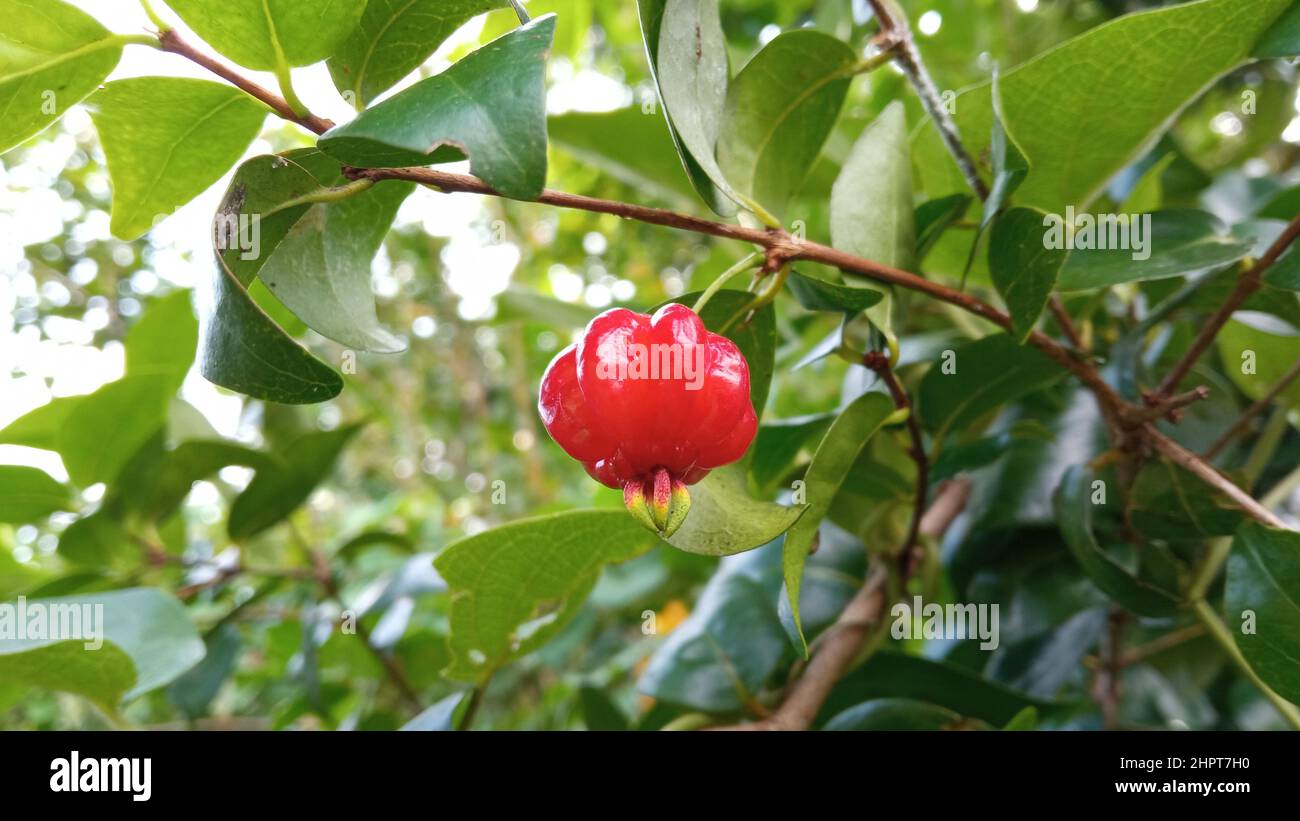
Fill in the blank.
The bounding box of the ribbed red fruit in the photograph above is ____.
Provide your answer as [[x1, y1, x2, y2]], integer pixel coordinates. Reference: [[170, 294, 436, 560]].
[[538, 303, 757, 535]]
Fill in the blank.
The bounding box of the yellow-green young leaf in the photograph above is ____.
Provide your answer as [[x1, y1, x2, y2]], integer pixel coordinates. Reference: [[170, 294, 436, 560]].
[[162, 0, 366, 70], [830, 102, 916, 272], [641, 0, 738, 216], [60, 375, 175, 487], [718, 29, 856, 221], [665, 465, 806, 556], [0, 640, 136, 715], [318, 15, 555, 200], [913, 0, 1295, 211], [0, 588, 204, 709], [1216, 314, 1300, 410], [329, 0, 508, 106], [0, 466, 72, 524], [782, 391, 895, 651], [228, 423, 363, 540], [90, 78, 267, 240], [989, 207, 1067, 343], [0, 0, 123, 155], [1225, 522, 1300, 704], [435, 510, 663, 682], [124, 291, 199, 392]]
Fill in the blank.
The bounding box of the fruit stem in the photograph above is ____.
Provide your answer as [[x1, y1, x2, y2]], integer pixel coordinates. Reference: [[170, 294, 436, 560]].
[[692, 252, 764, 315]]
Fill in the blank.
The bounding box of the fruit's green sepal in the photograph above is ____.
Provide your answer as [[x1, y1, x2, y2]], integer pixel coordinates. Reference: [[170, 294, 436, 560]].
[[623, 479, 658, 534], [663, 478, 691, 537]]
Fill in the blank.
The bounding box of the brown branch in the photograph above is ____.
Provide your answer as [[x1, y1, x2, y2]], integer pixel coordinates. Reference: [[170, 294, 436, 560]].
[[1049, 294, 1087, 352], [714, 479, 971, 731], [1121, 385, 1210, 428], [1089, 608, 1131, 730], [1146, 426, 1286, 529], [1155, 213, 1300, 397], [866, 0, 988, 200], [157, 29, 335, 135], [1204, 357, 1300, 459]]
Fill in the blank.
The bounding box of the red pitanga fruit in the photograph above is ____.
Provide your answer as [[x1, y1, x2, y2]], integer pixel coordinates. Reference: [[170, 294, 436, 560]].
[[538, 303, 757, 537]]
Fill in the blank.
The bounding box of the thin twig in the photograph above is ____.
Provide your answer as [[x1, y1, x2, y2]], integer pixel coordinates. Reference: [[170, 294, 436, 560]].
[[1121, 385, 1210, 428], [866, 0, 989, 200], [1204, 357, 1300, 459], [1155, 213, 1300, 397], [157, 29, 335, 134], [1049, 294, 1087, 352], [862, 351, 928, 579]]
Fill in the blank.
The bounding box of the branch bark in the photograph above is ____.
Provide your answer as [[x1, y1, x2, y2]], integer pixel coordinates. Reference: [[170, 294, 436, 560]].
[[713, 479, 971, 731], [1155, 213, 1300, 397]]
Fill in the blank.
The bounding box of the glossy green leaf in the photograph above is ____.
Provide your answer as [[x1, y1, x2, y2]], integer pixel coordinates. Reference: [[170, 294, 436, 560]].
[[329, 0, 507, 106], [665, 465, 805, 556], [548, 107, 697, 204], [782, 391, 895, 649], [163, 0, 366, 70], [917, 333, 1065, 444], [319, 15, 555, 200], [90, 78, 267, 240], [915, 0, 1294, 211], [1057, 210, 1254, 291], [989, 206, 1067, 342], [1254, 1, 1300, 58], [228, 424, 363, 540], [1053, 466, 1181, 616], [824, 698, 970, 731], [639, 541, 788, 712], [718, 29, 856, 221], [200, 150, 356, 404], [0, 0, 123, 155], [787, 270, 884, 315], [167, 624, 241, 719], [1225, 521, 1300, 703], [0, 588, 204, 707], [0, 466, 71, 524], [434, 510, 663, 682], [639, 0, 738, 215], [831, 103, 916, 269]]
